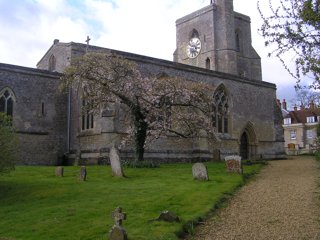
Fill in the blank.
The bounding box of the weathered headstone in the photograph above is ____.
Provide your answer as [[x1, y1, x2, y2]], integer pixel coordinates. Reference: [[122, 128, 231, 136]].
[[110, 146, 124, 177], [55, 166, 64, 177], [192, 163, 209, 181], [225, 155, 242, 174], [109, 207, 128, 240], [158, 210, 180, 222], [79, 166, 87, 181], [212, 149, 221, 162]]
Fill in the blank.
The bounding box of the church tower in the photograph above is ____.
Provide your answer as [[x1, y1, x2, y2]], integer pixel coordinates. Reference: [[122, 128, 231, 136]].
[[174, 0, 262, 81]]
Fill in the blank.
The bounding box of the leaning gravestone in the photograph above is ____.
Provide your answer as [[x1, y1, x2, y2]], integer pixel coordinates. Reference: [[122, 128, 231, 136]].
[[225, 155, 242, 174], [55, 166, 64, 177], [79, 166, 87, 181], [109, 207, 128, 240], [192, 163, 209, 181], [110, 146, 124, 177]]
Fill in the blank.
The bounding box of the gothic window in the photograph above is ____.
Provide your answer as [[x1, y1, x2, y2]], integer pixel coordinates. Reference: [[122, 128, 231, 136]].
[[190, 29, 199, 39], [206, 58, 211, 70], [235, 30, 241, 52], [49, 54, 56, 71], [0, 88, 15, 117], [81, 99, 94, 131], [212, 86, 229, 133]]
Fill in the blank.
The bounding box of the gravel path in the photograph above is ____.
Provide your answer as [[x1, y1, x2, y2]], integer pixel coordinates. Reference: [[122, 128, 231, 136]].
[[186, 156, 320, 240]]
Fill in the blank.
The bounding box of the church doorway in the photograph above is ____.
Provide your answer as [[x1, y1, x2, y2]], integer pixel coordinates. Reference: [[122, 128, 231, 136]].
[[239, 122, 258, 160], [240, 132, 248, 160]]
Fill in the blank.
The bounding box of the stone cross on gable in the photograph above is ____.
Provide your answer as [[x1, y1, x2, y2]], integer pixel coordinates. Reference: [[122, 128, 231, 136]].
[[112, 207, 126, 226], [85, 36, 91, 52], [85, 35, 91, 45]]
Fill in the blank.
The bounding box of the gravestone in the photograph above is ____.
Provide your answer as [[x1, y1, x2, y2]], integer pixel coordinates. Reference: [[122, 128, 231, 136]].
[[158, 210, 180, 222], [225, 155, 242, 174], [110, 146, 124, 177], [212, 149, 221, 162], [192, 163, 209, 181], [109, 207, 128, 240], [55, 166, 64, 177], [79, 166, 87, 181]]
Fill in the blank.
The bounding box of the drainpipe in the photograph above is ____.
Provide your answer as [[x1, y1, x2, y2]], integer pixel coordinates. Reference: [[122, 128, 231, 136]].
[[67, 88, 71, 152]]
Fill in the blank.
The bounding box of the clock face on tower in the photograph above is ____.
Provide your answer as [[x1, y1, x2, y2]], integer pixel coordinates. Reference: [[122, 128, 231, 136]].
[[186, 37, 201, 58]]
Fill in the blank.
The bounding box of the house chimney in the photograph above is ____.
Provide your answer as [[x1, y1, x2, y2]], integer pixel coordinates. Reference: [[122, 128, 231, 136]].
[[53, 39, 59, 45], [294, 104, 298, 111], [276, 99, 281, 108], [300, 104, 305, 110], [282, 99, 287, 110]]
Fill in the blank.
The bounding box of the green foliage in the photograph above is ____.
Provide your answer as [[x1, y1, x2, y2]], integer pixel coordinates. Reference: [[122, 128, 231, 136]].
[[317, 124, 320, 137], [0, 113, 16, 174], [313, 124, 320, 155], [315, 152, 320, 161], [258, 0, 320, 87], [0, 163, 263, 240]]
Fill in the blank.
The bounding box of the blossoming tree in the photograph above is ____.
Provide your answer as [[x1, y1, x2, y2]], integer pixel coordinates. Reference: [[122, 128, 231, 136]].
[[61, 53, 215, 162]]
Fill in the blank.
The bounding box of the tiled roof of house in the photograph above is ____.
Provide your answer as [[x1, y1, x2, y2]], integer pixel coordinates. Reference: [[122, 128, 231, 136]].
[[284, 106, 320, 124]]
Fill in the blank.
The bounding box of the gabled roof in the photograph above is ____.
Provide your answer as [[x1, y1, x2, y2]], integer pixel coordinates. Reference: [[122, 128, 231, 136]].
[[285, 108, 320, 124]]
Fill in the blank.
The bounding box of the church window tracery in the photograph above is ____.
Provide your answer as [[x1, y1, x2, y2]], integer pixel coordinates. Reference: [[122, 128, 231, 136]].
[[212, 86, 228, 133], [81, 99, 94, 131], [0, 88, 15, 117]]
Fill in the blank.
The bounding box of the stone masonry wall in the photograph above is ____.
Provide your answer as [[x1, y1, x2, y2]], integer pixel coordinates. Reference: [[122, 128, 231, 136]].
[[0, 63, 67, 165], [38, 42, 285, 163]]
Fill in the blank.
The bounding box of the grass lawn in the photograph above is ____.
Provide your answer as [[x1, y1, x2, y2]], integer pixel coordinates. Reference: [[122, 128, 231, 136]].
[[0, 162, 262, 240]]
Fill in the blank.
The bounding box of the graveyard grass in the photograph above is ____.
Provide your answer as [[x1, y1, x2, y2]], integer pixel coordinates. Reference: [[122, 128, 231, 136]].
[[0, 162, 262, 240]]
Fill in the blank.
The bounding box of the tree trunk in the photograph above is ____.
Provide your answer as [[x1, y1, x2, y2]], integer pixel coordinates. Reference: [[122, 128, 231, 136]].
[[132, 108, 147, 162]]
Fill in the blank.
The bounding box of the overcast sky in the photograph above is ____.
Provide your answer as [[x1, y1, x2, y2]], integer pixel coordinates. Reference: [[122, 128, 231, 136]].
[[0, 0, 299, 105]]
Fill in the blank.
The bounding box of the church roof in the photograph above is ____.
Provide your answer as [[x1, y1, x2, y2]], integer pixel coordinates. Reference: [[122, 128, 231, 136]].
[[0, 62, 61, 78]]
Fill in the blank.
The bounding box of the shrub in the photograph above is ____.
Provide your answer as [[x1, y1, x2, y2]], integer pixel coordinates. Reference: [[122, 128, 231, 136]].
[[0, 113, 16, 174]]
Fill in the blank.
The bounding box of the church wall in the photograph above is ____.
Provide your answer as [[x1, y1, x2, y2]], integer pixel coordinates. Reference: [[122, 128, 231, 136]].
[[34, 41, 284, 162], [0, 64, 68, 165], [136, 59, 281, 159], [175, 4, 216, 69], [234, 13, 262, 81], [37, 40, 72, 73], [64, 50, 282, 162]]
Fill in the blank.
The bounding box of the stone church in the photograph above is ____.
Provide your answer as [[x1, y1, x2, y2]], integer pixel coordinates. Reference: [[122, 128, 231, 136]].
[[0, 0, 285, 165]]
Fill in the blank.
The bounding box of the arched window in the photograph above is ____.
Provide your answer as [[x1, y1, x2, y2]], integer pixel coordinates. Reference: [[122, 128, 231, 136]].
[[81, 99, 94, 131], [235, 30, 241, 52], [0, 88, 15, 117], [49, 54, 56, 71], [212, 86, 228, 133], [190, 29, 199, 39], [206, 58, 211, 70]]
